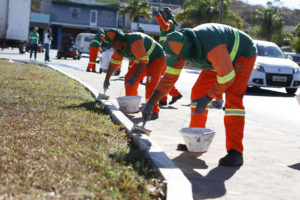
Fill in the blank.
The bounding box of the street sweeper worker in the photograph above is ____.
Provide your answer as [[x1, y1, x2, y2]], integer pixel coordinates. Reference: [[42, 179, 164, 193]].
[[86, 28, 106, 72], [102, 28, 166, 120], [153, 7, 182, 105], [142, 23, 257, 166]]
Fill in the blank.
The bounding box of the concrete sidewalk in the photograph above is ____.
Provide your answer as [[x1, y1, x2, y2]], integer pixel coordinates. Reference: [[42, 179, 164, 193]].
[[1, 49, 300, 200]]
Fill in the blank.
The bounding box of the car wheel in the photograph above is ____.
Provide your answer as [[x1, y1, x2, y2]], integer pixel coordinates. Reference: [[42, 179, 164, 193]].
[[285, 88, 297, 95]]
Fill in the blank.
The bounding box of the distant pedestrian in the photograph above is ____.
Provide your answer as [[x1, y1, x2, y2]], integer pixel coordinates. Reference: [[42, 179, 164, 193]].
[[29, 27, 39, 60], [44, 29, 53, 62]]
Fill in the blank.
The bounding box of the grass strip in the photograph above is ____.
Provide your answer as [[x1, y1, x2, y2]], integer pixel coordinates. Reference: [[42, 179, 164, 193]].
[[0, 60, 165, 199]]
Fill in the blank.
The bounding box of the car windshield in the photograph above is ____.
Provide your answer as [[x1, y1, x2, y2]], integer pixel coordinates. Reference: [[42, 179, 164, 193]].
[[84, 36, 93, 42], [256, 44, 286, 59]]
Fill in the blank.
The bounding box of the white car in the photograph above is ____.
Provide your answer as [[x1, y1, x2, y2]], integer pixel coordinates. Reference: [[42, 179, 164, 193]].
[[75, 33, 95, 54], [248, 40, 300, 94]]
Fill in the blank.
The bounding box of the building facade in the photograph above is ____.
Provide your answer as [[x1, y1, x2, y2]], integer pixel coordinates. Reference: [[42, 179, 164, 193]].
[[41, 0, 119, 49], [40, 0, 181, 49]]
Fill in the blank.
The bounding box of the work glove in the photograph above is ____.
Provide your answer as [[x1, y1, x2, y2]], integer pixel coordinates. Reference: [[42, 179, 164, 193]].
[[126, 75, 137, 86], [103, 77, 110, 91], [192, 95, 212, 114], [152, 8, 160, 17], [142, 102, 154, 122]]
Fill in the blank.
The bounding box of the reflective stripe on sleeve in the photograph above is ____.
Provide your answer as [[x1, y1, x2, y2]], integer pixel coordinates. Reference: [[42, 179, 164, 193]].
[[89, 62, 96, 64], [166, 23, 170, 31], [165, 66, 182, 75], [159, 36, 166, 42], [217, 70, 235, 84], [139, 56, 149, 61], [230, 30, 240, 62], [91, 40, 101, 46], [146, 41, 156, 56], [225, 109, 245, 116]]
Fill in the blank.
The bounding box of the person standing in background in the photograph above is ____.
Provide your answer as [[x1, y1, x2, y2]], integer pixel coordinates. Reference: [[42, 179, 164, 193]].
[[44, 29, 53, 62], [29, 27, 39, 60], [86, 28, 105, 72], [153, 7, 182, 106]]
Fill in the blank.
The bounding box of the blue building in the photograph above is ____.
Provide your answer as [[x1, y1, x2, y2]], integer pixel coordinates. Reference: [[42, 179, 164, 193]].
[[41, 0, 119, 49]]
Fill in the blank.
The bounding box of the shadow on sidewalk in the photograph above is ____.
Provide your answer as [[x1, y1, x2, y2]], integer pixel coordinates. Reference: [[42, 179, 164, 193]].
[[288, 163, 300, 171], [173, 153, 240, 199]]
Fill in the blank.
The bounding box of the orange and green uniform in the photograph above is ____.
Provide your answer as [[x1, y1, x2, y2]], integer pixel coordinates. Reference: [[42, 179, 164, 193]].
[[86, 29, 104, 72], [108, 32, 166, 114], [125, 59, 147, 96], [155, 23, 257, 153], [155, 10, 181, 103]]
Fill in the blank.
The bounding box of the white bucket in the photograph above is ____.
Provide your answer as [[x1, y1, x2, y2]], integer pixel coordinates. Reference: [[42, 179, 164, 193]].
[[296, 95, 300, 106], [117, 96, 142, 113], [180, 128, 215, 152]]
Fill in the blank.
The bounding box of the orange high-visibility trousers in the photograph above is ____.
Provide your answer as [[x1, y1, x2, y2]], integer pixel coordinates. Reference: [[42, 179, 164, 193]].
[[124, 61, 147, 96], [189, 56, 256, 153], [159, 65, 181, 103], [145, 57, 166, 114], [86, 46, 99, 72]]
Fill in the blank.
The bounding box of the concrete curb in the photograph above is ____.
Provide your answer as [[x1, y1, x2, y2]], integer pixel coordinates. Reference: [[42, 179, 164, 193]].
[[2, 58, 193, 200]]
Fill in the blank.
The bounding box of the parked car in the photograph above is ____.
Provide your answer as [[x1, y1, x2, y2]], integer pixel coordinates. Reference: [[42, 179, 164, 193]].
[[75, 33, 94, 54], [248, 40, 300, 94], [284, 52, 300, 66]]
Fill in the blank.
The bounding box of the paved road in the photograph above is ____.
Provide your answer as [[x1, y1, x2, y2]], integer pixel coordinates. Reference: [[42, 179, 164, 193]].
[[1, 49, 300, 200], [168, 65, 300, 137]]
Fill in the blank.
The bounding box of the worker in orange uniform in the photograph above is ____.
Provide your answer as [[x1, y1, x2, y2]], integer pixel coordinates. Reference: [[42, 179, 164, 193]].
[[86, 28, 105, 72], [103, 28, 166, 120], [142, 23, 257, 166], [153, 7, 182, 106]]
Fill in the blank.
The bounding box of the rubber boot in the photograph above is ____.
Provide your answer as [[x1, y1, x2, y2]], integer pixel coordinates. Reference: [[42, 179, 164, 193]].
[[219, 149, 243, 166]]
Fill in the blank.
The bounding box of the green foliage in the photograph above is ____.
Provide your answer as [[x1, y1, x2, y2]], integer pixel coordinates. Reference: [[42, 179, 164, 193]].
[[253, 5, 284, 41], [295, 39, 300, 53], [175, 0, 243, 28], [119, 0, 151, 23], [295, 23, 300, 37]]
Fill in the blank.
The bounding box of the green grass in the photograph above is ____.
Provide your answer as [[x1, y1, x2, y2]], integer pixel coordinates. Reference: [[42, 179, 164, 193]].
[[0, 60, 165, 199]]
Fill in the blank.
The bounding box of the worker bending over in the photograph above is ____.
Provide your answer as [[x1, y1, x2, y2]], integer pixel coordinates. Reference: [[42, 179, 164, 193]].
[[103, 28, 166, 120], [143, 23, 257, 166]]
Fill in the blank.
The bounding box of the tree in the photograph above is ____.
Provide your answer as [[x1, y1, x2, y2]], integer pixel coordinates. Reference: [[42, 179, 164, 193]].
[[175, 0, 243, 29], [295, 23, 300, 37], [295, 23, 300, 53], [119, 0, 151, 31], [253, 5, 284, 42]]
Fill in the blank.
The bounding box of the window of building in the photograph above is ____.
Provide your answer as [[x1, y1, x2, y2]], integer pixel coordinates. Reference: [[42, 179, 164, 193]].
[[90, 10, 97, 26]]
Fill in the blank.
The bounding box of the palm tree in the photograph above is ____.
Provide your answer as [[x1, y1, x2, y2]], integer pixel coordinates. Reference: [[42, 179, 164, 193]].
[[119, 0, 151, 31], [175, 0, 243, 29], [253, 6, 284, 41]]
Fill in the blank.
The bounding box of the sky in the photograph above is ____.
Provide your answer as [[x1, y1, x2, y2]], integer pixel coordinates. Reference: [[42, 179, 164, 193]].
[[240, 0, 300, 10]]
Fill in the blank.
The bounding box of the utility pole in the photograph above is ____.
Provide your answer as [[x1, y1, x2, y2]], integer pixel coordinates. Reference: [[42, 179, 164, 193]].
[[218, 0, 224, 23]]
